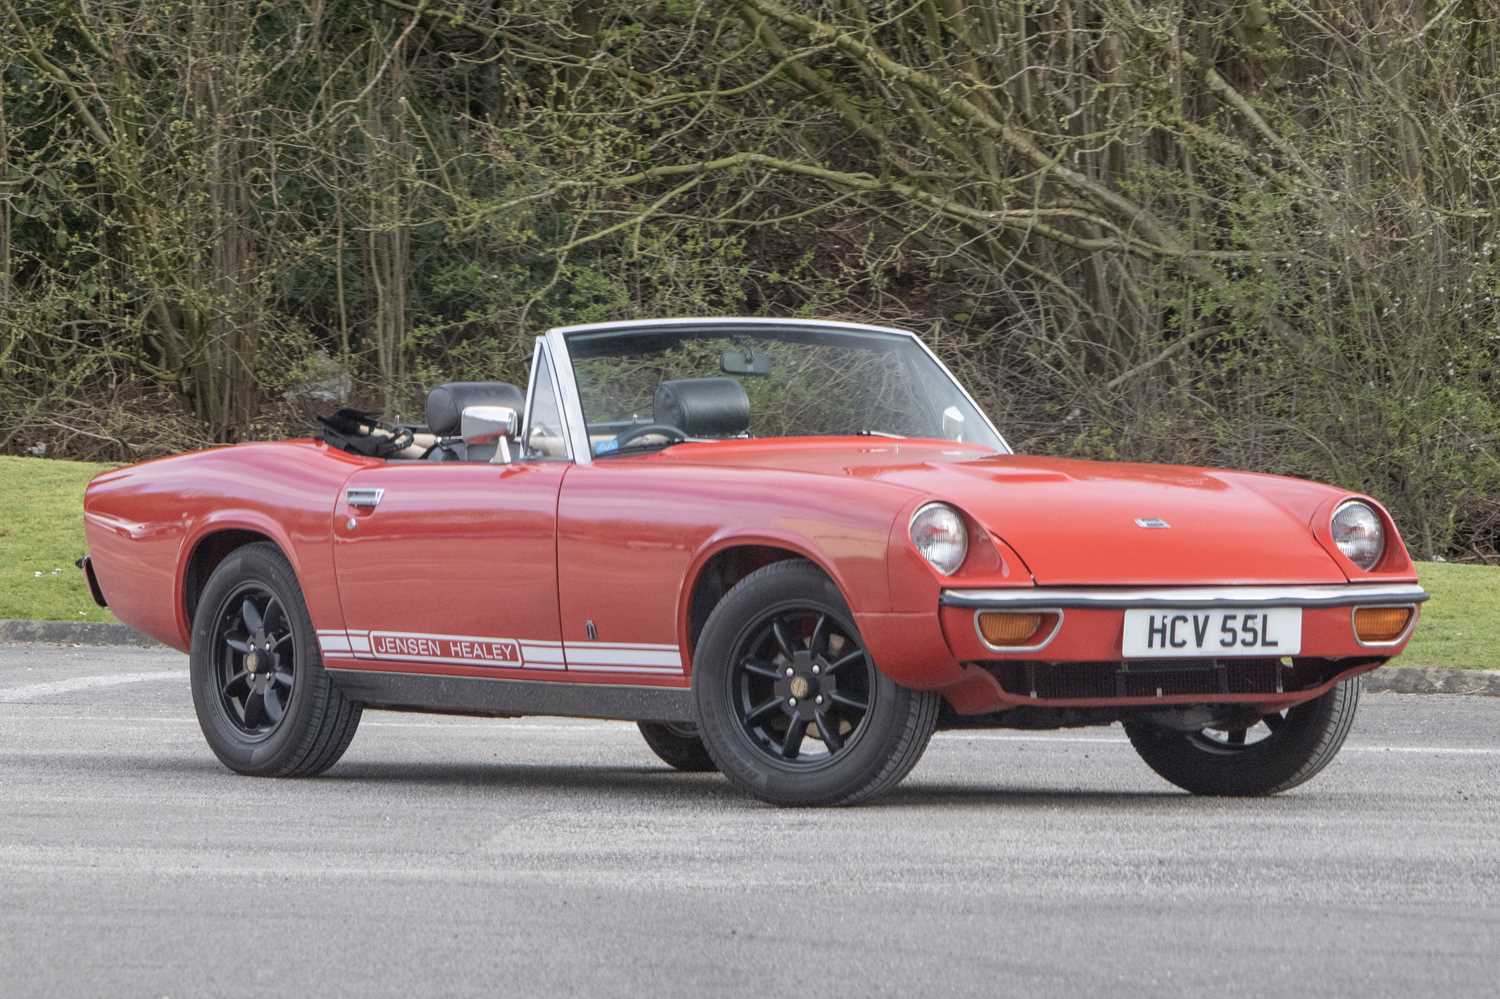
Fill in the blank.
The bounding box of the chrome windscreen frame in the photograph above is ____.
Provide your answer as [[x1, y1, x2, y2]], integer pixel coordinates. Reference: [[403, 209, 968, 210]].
[[522, 336, 580, 462], [541, 317, 1013, 462]]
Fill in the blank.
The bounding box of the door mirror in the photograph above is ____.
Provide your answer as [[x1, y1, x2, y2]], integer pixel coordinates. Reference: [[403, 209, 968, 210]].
[[941, 405, 966, 442], [460, 405, 519, 464]]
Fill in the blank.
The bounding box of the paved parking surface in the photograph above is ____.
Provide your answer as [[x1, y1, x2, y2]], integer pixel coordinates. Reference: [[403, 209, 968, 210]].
[[1, 644, 1497, 998]]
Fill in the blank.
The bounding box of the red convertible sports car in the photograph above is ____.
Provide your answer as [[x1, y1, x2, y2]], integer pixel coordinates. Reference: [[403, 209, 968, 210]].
[[80, 318, 1427, 805]]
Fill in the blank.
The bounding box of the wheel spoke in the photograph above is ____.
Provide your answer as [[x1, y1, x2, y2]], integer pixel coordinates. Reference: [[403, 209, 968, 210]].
[[745, 697, 784, 725], [240, 597, 264, 634], [780, 718, 807, 759], [825, 649, 865, 673], [263, 686, 284, 725], [220, 670, 249, 699], [1262, 712, 1285, 732], [242, 690, 266, 729], [740, 658, 782, 681], [262, 598, 285, 634], [828, 690, 868, 715], [813, 710, 843, 752], [810, 614, 830, 655], [771, 619, 797, 661], [272, 669, 294, 689], [271, 631, 293, 649], [225, 635, 250, 654]]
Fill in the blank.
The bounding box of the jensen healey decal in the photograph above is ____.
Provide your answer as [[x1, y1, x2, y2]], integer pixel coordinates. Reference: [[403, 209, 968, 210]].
[[371, 631, 523, 666], [316, 629, 682, 673]]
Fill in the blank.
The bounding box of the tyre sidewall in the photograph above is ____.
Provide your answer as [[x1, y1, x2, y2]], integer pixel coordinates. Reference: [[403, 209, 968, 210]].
[[189, 544, 324, 775]]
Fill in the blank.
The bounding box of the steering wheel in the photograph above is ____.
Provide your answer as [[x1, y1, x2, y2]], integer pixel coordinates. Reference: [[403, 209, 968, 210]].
[[612, 423, 688, 449]]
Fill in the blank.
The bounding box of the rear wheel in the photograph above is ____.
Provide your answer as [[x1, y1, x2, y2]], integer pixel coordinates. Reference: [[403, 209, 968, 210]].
[[1123, 678, 1360, 796], [637, 721, 717, 772], [189, 543, 362, 777], [693, 560, 939, 806]]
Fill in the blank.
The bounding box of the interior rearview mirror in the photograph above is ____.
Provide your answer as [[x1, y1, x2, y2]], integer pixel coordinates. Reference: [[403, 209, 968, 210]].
[[460, 405, 519, 464], [721, 350, 772, 376]]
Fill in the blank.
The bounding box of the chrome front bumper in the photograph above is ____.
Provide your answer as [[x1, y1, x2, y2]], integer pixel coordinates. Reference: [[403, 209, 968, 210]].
[[939, 583, 1430, 610]]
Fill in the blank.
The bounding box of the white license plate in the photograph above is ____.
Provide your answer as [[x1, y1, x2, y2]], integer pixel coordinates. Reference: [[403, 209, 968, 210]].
[[1121, 608, 1301, 659]]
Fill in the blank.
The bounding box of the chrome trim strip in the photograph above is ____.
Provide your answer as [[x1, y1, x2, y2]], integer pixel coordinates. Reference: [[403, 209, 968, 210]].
[[542, 317, 1011, 455], [1351, 604, 1421, 649], [940, 583, 1431, 610], [973, 608, 1064, 654], [549, 316, 911, 337]]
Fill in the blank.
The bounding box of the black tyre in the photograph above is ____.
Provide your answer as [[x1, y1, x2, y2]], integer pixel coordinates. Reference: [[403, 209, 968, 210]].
[[189, 542, 362, 777], [692, 560, 939, 806], [637, 721, 718, 772], [1123, 678, 1361, 796]]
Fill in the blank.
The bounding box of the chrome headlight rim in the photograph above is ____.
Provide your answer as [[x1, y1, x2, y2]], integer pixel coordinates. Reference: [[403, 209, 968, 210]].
[[909, 501, 969, 576], [1331, 499, 1386, 571]]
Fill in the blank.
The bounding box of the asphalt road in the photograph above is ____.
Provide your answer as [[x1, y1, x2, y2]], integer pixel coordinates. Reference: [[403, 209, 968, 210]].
[[1, 645, 1496, 998]]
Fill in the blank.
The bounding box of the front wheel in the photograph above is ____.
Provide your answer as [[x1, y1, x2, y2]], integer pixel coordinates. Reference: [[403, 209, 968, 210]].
[[692, 560, 939, 806], [189, 542, 362, 777], [1123, 678, 1361, 796]]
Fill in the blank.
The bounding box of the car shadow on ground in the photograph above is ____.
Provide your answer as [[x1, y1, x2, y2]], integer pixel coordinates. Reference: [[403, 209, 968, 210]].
[[143, 754, 1230, 809], [879, 783, 1210, 808]]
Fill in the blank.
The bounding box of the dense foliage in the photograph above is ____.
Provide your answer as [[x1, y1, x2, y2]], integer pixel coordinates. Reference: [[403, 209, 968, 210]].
[[1, 0, 1497, 558]]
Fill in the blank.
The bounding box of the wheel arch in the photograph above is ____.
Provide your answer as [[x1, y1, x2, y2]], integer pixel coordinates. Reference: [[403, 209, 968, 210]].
[[178, 519, 299, 643], [678, 537, 853, 674]]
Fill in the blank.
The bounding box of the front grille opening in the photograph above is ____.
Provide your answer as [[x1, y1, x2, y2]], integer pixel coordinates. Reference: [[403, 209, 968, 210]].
[[983, 658, 1319, 701]]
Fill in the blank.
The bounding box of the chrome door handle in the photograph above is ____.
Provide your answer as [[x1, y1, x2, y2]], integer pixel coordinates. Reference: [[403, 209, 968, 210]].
[[345, 487, 384, 509]]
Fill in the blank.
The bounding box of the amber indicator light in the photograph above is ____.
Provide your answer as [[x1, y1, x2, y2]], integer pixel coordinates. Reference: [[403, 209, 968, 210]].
[[1353, 606, 1413, 643], [977, 611, 1055, 647]]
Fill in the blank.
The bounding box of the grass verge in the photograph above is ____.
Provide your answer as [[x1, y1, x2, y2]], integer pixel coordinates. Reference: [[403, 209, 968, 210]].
[[1403, 561, 1500, 670], [0, 455, 116, 623], [0, 456, 1494, 667]]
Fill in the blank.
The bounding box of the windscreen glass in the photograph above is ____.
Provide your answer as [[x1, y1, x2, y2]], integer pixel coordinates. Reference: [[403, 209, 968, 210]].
[[563, 326, 1004, 457]]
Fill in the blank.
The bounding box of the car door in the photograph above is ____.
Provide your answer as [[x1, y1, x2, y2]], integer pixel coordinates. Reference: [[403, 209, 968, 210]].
[[327, 343, 574, 675]]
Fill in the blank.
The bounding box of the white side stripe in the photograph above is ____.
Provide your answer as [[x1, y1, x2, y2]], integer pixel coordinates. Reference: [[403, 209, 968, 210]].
[[567, 663, 685, 673], [315, 629, 684, 673], [563, 647, 681, 668]]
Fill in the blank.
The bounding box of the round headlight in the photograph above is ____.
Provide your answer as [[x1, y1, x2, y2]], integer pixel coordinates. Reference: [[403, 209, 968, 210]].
[[1331, 500, 1384, 570], [910, 503, 968, 575]]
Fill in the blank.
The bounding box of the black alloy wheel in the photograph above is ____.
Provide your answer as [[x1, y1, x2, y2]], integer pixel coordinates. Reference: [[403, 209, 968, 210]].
[[212, 584, 296, 738], [728, 606, 875, 768], [1191, 709, 1288, 751], [692, 560, 939, 807], [1123, 678, 1361, 796], [636, 720, 718, 772], [189, 542, 362, 777]]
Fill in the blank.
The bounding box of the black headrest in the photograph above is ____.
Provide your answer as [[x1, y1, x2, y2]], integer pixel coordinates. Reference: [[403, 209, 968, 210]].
[[654, 378, 750, 437], [425, 381, 525, 436]]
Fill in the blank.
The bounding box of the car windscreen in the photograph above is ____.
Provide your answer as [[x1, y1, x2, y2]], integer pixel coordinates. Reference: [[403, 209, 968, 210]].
[[562, 325, 1005, 457]]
